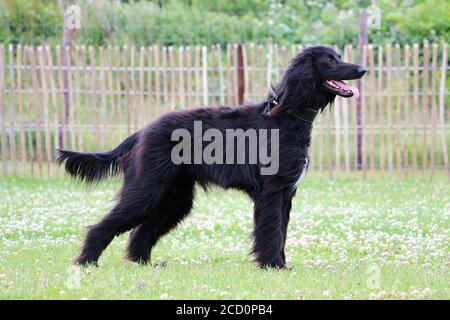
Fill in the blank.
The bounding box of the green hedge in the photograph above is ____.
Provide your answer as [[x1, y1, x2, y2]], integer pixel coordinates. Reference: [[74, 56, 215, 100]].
[[0, 0, 448, 47]]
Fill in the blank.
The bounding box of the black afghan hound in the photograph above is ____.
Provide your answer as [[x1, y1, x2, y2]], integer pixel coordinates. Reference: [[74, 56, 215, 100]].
[[57, 45, 367, 269]]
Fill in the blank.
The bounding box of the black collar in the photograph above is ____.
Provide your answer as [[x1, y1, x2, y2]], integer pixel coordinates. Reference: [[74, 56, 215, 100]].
[[287, 107, 319, 124], [263, 95, 320, 124]]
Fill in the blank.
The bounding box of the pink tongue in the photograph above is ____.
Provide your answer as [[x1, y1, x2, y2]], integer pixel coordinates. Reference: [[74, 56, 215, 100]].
[[335, 80, 359, 98]]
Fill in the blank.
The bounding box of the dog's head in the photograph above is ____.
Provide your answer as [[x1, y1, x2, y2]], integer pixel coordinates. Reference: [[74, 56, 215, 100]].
[[272, 45, 367, 113]]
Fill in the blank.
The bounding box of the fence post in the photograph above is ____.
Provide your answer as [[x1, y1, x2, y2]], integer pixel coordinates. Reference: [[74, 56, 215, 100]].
[[38, 46, 51, 176], [438, 43, 449, 176], [0, 44, 7, 176], [356, 9, 368, 171], [8, 44, 17, 176], [394, 44, 402, 177], [202, 46, 208, 106], [236, 44, 245, 106], [422, 40, 429, 177], [17, 45, 27, 175], [412, 44, 419, 178], [430, 44, 438, 179]]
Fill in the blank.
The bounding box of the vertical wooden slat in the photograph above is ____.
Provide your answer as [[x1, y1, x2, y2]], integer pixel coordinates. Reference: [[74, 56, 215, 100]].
[[161, 46, 169, 110], [334, 99, 341, 174], [403, 45, 410, 175], [115, 46, 123, 141], [178, 46, 186, 109], [80, 45, 88, 151], [317, 109, 323, 177], [130, 46, 138, 131], [45, 46, 60, 155], [248, 44, 256, 102], [343, 44, 351, 174], [139, 47, 146, 123], [385, 44, 393, 176], [0, 44, 6, 176], [242, 44, 249, 103], [122, 45, 130, 136], [107, 45, 116, 147], [216, 44, 225, 106], [430, 44, 438, 178], [421, 40, 429, 176], [193, 46, 200, 107], [438, 43, 449, 175], [265, 44, 273, 93], [29, 46, 43, 177], [367, 45, 376, 175], [333, 46, 341, 175], [236, 44, 245, 105], [202, 46, 208, 106], [273, 44, 280, 81], [89, 46, 99, 150], [394, 44, 402, 176], [99, 47, 108, 149], [232, 44, 238, 105], [361, 45, 368, 177], [377, 46, 385, 177], [225, 44, 232, 105], [24, 46, 35, 176], [73, 46, 83, 151], [65, 46, 75, 150], [412, 44, 419, 177], [349, 45, 358, 170], [168, 46, 176, 110], [17, 45, 27, 174], [258, 45, 265, 100], [326, 108, 333, 178], [146, 46, 154, 118], [56, 46, 67, 149], [210, 45, 216, 105], [38, 46, 51, 176], [8, 45, 17, 175], [153, 45, 162, 115], [185, 46, 193, 108]]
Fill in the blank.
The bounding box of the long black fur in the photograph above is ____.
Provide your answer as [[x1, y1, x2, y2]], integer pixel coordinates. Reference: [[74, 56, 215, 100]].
[[56, 131, 140, 183], [57, 46, 366, 269]]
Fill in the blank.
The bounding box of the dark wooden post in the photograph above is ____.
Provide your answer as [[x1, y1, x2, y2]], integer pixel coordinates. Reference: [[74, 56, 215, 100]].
[[61, 0, 74, 148], [356, 9, 368, 169], [236, 44, 245, 105]]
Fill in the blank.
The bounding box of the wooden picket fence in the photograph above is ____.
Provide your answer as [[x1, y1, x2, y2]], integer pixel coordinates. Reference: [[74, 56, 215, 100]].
[[0, 42, 448, 179]]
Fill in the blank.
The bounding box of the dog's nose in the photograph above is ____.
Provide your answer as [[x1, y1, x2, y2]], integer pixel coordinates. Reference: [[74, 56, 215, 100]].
[[357, 66, 368, 76]]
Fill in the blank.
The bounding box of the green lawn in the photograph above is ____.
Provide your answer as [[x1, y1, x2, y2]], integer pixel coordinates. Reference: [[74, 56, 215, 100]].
[[0, 175, 449, 299]]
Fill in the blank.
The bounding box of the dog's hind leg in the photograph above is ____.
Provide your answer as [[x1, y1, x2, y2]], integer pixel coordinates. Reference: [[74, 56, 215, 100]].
[[126, 174, 195, 264], [75, 184, 165, 266]]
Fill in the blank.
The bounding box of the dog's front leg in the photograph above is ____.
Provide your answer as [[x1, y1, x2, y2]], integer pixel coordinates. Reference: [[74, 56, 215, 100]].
[[251, 191, 285, 269], [280, 190, 294, 265]]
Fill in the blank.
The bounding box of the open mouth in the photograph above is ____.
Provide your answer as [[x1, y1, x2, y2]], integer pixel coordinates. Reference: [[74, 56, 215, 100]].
[[323, 80, 359, 98]]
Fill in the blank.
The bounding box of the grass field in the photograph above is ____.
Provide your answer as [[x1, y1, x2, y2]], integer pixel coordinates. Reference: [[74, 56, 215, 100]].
[[0, 175, 449, 299]]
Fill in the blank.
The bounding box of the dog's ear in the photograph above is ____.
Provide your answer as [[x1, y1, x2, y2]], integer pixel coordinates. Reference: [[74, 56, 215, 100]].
[[271, 49, 315, 114]]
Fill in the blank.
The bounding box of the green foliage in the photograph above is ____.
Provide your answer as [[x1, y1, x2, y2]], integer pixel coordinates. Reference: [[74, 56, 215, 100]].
[[0, 0, 448, 46]]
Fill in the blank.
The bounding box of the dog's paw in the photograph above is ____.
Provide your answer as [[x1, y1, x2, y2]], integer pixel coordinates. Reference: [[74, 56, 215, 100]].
[[258, 260, 286, 270], [127, 255, 151, 265], [74, 257, 98, 267]]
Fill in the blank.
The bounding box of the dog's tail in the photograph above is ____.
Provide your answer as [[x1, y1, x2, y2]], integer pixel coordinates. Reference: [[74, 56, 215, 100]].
[[56, 131, 140, 184]]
